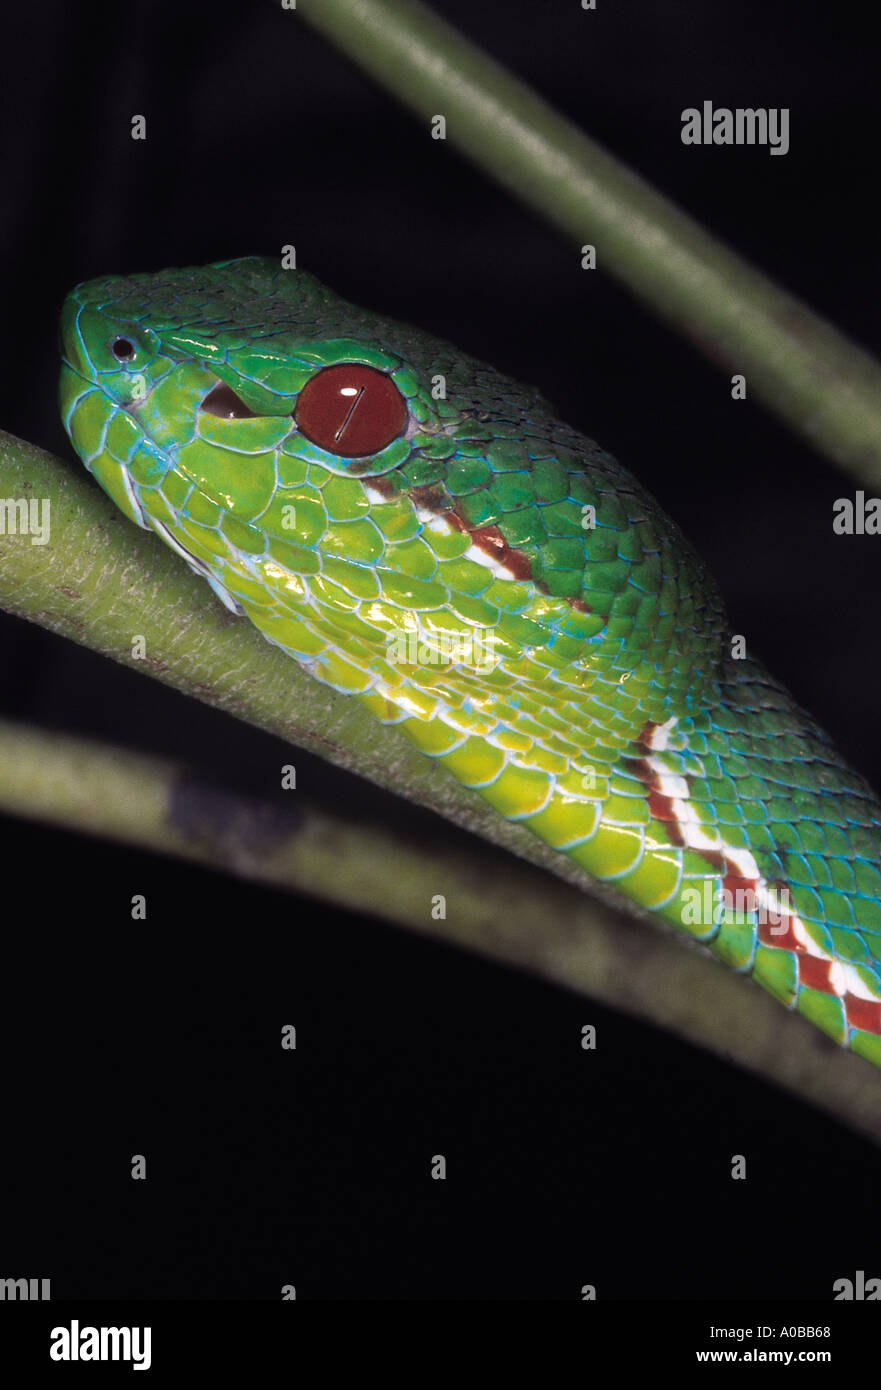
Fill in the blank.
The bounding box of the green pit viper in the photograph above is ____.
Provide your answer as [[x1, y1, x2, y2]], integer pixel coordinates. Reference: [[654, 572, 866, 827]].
[[59, 256, 881, 1068]]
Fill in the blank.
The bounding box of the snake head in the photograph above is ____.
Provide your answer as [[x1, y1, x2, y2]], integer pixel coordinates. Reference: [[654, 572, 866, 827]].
[[58, 257, 475, 528], [59, 256, 725, 716]]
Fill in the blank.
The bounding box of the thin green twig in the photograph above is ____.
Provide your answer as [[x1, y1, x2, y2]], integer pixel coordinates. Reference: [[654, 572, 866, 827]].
[[299, 0, 881, 486], [2, 713, 881, 1143]]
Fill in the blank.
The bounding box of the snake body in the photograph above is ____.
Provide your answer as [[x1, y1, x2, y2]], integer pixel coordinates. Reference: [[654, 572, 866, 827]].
[[59, 257, 881, 1067]]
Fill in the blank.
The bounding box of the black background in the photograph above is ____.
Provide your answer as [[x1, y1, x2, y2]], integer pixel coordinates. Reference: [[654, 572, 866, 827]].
[[1, 0, 880, 1301]]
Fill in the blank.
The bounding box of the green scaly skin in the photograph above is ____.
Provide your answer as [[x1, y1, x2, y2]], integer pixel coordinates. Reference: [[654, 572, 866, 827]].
[[59, 256, 881, 1067]]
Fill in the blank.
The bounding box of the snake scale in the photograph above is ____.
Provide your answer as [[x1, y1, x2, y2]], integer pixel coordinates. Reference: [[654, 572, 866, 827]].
[[59, 256, 881, 1068]]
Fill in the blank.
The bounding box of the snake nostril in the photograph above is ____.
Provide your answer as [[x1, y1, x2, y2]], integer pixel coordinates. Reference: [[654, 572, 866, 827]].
[[111, 336, 136, 362], [200, 381, 257, 419]]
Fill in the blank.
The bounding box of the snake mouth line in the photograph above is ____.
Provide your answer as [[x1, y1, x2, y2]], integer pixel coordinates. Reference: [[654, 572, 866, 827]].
[[151, 519, 210, 575], [149, 518, 246, 617]]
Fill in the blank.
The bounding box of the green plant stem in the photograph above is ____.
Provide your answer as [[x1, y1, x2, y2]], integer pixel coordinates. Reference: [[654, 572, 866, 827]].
[[299, 0, 881, 487], [2, 429, 881, 1141], [1, 713, 880, 1144]]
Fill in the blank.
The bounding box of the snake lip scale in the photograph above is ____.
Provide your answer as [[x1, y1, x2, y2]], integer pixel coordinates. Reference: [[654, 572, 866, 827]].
[[58, 255, 881, 1069]]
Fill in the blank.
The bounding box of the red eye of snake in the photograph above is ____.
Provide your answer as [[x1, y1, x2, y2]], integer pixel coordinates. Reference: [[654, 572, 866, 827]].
[[295, 364, 408, 457]]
